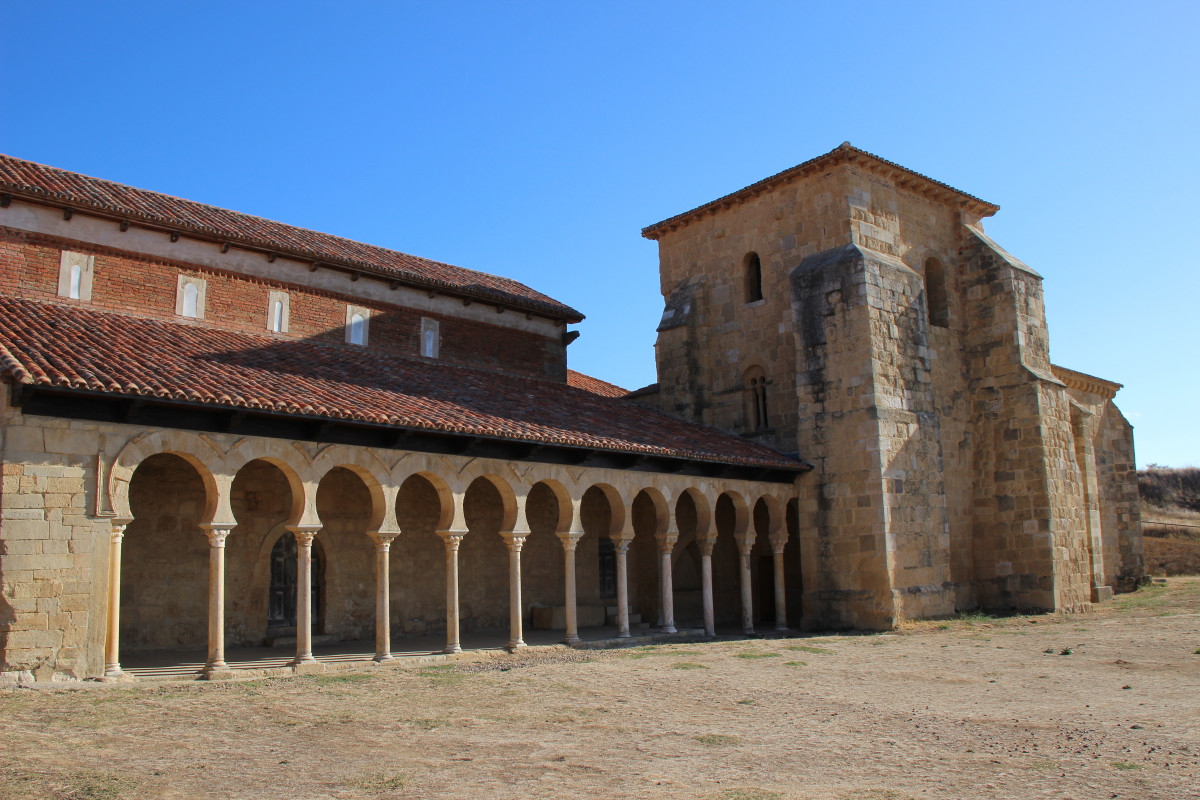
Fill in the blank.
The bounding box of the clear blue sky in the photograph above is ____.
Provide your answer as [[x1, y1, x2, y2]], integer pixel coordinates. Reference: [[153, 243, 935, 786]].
[[2, 2, 1196, 467]]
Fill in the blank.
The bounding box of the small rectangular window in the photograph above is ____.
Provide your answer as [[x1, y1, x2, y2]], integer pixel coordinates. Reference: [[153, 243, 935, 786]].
[[176, 275, 207, 319], [420, 317, 440, 358], [57, 251, 94, 301], [345, 305, 370, 346], [267, 290, 289, 333]]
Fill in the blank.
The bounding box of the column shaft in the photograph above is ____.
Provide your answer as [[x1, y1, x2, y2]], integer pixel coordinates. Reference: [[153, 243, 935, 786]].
[[659, 541, 677, 634], [291, 528, 318, 666], [559, 533, 582, 645], [505, 534, 527, 651], [773, 550, 788, 631], [439, 532, 464, 654], [739, 548, 755, 635], [614, 539, 631, 638], [372, 534, 396, 662], [103, 526, 126, 678], [700, 546, 715, 638], [204, 528, 231, 673]]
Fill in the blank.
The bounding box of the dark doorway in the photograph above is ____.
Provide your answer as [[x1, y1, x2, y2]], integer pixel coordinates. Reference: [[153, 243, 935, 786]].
[[267, 533, 323, 630], [758, 555, 775, 623], [598, 537, 617, 598]]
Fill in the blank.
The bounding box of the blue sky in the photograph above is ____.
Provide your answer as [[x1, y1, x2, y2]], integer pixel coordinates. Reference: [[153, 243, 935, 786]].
[[2, 2, 1196, 467]]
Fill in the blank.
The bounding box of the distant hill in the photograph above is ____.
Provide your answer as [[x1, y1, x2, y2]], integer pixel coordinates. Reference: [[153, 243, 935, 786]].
[[1139, 466, 1200, 576]]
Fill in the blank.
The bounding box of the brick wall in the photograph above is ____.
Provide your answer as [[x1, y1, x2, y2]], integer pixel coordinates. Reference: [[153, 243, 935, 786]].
[[0, 227, 564, 381]]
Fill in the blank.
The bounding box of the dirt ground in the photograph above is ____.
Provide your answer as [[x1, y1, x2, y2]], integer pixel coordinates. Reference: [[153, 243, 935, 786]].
[[2, 579, 1199, 800]]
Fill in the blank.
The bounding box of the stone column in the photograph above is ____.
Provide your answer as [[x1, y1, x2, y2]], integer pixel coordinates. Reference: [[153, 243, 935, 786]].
[[557, 531, 584, 645], [370, 532, 398, 662], [613, 535, 633, 638], [771, 535, 788, 631], [657, 534, 678, 634], [737, 535, 755, 635], [288, 526, 320, 666], [502, 532, 527, 651], [699, 537, 716, 638], [103, 523, 128, 679], [437, 530, 466, 654], [202, 526, 233, 675]]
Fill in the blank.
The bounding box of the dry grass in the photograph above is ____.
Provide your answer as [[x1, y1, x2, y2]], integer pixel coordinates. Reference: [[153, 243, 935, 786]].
[[1, 579, 1198, 799]]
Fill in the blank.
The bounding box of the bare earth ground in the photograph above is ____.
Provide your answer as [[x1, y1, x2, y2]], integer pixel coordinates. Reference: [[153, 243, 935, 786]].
[[2, 579, 1199, 800]]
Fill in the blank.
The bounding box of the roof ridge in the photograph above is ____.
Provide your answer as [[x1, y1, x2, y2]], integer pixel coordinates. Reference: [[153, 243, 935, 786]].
[[641, 142, 999, 239], [0, 153, 584, 321]]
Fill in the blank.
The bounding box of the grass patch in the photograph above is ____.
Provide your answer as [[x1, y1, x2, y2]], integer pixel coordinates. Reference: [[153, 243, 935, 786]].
[[408, 717, 446, 730], [417, 665, 467, 685], [345, 771, 407, 792], [785, 644, 834, 655], [672, 662, 707, 670], [696, 734, 741, 746], [783, 660, 807, 667], [735, 651, 780, 659], [311, 672, 374, 686], [1110, 761, 1142, 770], [737, 699, 755, 705], [714, 789, 783, 800]]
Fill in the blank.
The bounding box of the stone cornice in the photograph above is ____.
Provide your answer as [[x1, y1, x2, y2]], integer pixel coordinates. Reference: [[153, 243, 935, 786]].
[[641, 142, 1000, 240], [1051, 364, 1123, 400]]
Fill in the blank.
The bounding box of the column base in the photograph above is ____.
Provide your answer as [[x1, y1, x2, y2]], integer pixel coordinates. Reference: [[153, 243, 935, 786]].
[[202, 667, 237, 681], [372, 653, 395, 664], [505, 641, 527, 653], [616, 631, 631, 639], [775, 625, 789, 633], [1091, 585, 1114, 603], [443, 644, 462, 655], [102, 663, 124, 679], [564, 635, 582, 646], [661, 626, 677, 634], [291, 659, 324, 675]]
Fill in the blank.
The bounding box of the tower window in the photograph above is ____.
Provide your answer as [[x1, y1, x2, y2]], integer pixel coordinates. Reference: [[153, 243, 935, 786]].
[[744, 366, 769, 431], [925, 257, 949, 328], [744, 252, 764, 303]]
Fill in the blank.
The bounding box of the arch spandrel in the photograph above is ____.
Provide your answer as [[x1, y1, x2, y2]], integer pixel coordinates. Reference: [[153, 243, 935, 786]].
[[109, 430, 228, 523]]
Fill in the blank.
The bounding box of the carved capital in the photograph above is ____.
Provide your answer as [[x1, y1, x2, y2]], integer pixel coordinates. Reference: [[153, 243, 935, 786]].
[[697, 536, 716, 557], [654, 532, 679, 554], [611, 537, 632, 555], [369, 531, 399, 552], [203, 527, 233, 548], [556, 530, 584, 551], [769, 533, 788, 555], [437, 530, 466, 551], [288, 525, 321, 548], [501, 531, 528, 552], [734, 533, 755, 556]]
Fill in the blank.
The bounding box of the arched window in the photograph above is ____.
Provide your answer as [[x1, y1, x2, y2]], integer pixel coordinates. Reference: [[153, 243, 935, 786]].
[[181, 282, 199, 318], [925, 257, 949, 328], [744, 252, 764, 303], [420, 317, 440, 358], [744, 366, 769, 431], [270, 300, 284, 332], [348, 312, 366, 346], [68, 264, 82, 300]]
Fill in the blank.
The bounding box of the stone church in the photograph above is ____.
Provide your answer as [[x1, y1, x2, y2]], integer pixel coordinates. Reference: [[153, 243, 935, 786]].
[[0, 143, 1142, 682]]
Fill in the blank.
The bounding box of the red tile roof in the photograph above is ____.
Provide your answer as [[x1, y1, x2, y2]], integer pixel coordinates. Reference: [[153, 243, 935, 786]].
[[0, 153, 582, 322], [566, 370, 628, 398], [0, 298, 801, 471]]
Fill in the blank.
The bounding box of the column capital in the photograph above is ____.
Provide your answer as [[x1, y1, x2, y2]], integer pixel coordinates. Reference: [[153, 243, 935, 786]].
[[734, 532, 755, 556], [500, 530, 528, 551], [202, 526, 233, 548], [437, 529, 467, 550], [697, 536, 716, 557], [556, 530, 584, 550], [287, 524, 321, 547], [655, 532, 679, 553], [769, 532, 788, 555], [611, 536, 632, 554], [368, 530, 399, 550]]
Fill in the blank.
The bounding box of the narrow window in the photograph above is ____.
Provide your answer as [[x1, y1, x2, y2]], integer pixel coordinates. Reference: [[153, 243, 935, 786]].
[[176, 275, 206, 319], [266, 290, 289, 333], [744, 252, 763, 303], [182, 282, 199, 318], [270, 300, 284, 332], [925, 257, 949, 328], [744, 366, 769, 431], [58, 251, 94, 301], [420, 317, 440, 358], [345, 305, 370, 345], [598, 538, 617, 597]]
